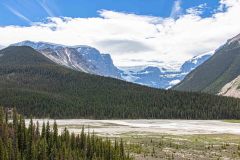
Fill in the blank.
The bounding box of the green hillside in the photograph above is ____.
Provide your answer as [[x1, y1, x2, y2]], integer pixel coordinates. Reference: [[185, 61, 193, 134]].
[[1, 46, 240, 119], [174, 34, 240, 94]]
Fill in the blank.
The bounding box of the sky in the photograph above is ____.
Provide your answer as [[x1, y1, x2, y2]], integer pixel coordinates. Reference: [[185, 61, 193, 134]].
[[0, 0, 240, 68]]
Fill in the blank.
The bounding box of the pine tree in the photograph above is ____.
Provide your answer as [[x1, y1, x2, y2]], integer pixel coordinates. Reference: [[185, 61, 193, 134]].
[[80, 126, 85, 150], [38, 138, 47, 160], [13, 108, 18, 130], [41, 122, 46, 139], [36, 121, 40, 138], [46, 121, 50, 143], [0, 106, 4, 124], [12, 108, 19, 160], [86, 132, 93, 159], [0, 138, 5, 160], [0, 109, 132, 160], [53, 120, 58, 147], [120, 139, 125, 160]]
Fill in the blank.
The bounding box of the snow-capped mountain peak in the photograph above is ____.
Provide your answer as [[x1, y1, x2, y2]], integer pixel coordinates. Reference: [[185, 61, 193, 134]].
[[227, 33, 240, 45], [180, 51, 213, 73], [13, 40, 66, 50], [120, 52, 213, 89], [12, 41, 122, 78], [11, 41, 213, 89]]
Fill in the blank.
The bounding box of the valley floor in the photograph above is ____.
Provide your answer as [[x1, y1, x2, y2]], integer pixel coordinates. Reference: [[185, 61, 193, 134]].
[[26, 119, 240, 160]]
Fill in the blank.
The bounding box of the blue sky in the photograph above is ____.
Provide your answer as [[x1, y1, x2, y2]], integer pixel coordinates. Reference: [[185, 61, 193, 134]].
[[0, 0, 220, 26], [0, 0, 240, 68]]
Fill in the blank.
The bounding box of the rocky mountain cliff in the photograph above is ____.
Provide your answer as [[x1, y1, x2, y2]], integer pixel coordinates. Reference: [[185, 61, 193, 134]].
[[13, 41, 122, 78]]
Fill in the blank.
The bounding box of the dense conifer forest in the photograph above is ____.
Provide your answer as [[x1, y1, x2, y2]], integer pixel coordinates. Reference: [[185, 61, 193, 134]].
[[0, 46, 240, 119], [0, 107, 132, 160]]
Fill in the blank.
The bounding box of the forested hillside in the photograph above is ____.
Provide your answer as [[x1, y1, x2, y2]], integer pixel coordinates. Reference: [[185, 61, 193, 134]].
[[0, 46, 240, 119], [0, 107, 131, 160], [173, 34, 240, 94]]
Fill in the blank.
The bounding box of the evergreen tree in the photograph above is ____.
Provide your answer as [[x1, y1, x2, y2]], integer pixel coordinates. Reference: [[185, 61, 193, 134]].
[[36, 121, 40, 138], [0, 109, 132, 160], [0, 106, 4, 123], [41, 122, 46, 139], [120, 139, 125, 159], [0, 138, 5, 160], [53, 120, 58, 147]]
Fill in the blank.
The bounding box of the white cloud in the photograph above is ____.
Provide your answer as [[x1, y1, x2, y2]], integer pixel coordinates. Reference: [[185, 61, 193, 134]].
[[0, 0, 240, 69], [186, 3, 207, 15]]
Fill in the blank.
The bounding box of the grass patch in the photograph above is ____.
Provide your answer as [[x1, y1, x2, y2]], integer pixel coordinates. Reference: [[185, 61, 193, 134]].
[[223, 120, 240, 123], [116, 133, 240, 160]]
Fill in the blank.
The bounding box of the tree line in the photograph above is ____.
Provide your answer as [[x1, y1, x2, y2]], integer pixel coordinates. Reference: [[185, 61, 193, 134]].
[[0, 107, 132, 160]]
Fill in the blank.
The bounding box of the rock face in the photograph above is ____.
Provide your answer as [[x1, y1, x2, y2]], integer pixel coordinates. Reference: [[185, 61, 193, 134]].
[[173, 33, 240, 94], [218, 75, 240, 98], [12, 41, 212, 89], [12, 41, 122, 78]]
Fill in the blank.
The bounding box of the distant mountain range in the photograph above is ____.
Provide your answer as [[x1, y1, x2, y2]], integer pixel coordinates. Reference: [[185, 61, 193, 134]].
[[121, 52, 213, 89], [174, 33, 240, 97], [12, 41, 213, 89]]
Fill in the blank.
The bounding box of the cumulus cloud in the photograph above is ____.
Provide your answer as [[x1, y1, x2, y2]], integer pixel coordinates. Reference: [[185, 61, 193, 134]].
[[0, 0, 240, 68], [186, 3, 207, 15]]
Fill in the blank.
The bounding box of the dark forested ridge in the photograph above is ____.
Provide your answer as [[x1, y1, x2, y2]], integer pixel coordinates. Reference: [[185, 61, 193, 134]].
[[0, 107, 131, 160], [0, 46, 240, 119]]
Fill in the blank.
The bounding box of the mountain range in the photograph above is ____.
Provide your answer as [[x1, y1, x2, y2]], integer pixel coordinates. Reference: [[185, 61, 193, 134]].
[[8, 33, 240, 99], [174, 33, 240, 97], [121, 52, 213, 89], [0, 46, 239, 119], [12, 41, 212, 89], [13, 41, 122, 78]]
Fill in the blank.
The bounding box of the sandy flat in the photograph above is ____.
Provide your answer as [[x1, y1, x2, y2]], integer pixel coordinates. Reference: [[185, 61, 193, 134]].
[[25, 119, 240, 136]]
